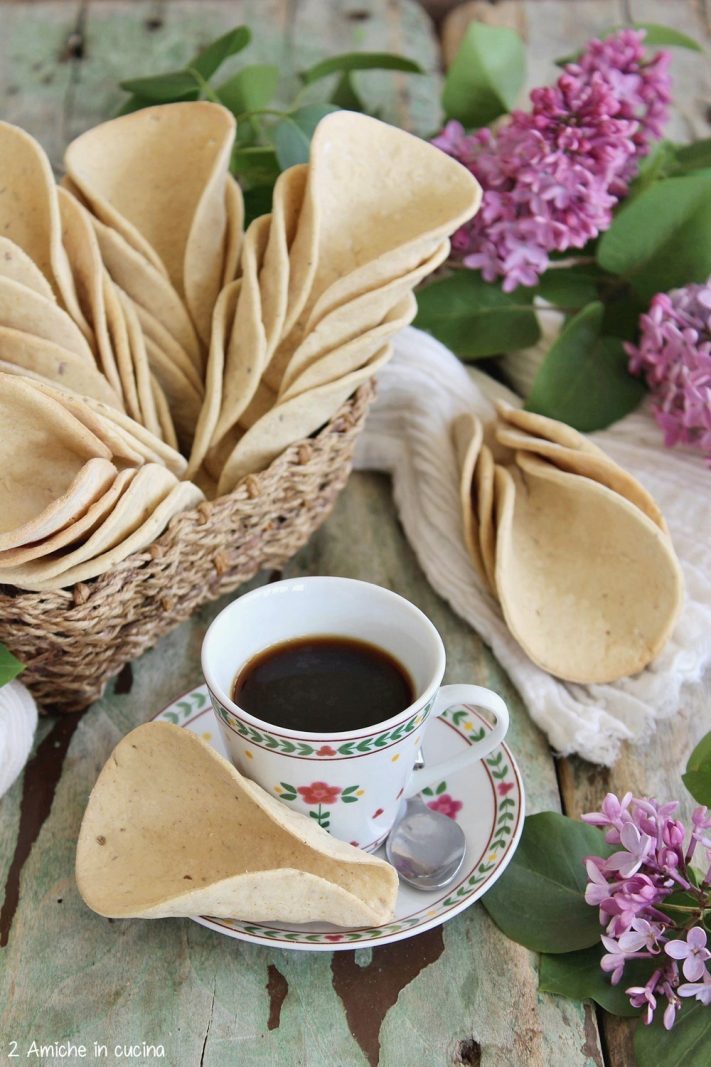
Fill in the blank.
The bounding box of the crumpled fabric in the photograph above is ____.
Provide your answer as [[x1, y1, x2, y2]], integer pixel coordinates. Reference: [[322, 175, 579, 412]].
[[354, 327, 711, 765], [0, 679, 37, 800]]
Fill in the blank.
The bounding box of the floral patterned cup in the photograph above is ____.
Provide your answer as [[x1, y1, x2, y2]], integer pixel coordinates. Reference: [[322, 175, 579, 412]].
[[202, 577, 509, 851]]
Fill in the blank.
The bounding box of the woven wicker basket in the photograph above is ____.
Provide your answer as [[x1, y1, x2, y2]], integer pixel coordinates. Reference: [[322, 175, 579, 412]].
[[0, 381, 375, 714]]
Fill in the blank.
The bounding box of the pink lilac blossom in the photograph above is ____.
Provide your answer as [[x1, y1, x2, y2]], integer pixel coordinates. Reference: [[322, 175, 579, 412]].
[[665, 926, 711, 981], [432, 30, 671, 291], [625, 279, 711, 462], [678, 970, 711, 1006], [582, 794, 711, 1029]]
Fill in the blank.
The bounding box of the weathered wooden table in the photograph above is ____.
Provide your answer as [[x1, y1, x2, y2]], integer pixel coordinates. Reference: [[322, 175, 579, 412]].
[[1, 1, 709, 1064]]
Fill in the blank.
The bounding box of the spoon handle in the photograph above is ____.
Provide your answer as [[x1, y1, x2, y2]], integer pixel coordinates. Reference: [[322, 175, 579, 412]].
[[403, 684, 509, 798]]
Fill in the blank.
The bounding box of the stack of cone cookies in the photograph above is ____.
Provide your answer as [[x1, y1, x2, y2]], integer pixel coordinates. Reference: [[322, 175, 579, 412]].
[[454, 403, 683, 684], [0, 104, 481, 591]]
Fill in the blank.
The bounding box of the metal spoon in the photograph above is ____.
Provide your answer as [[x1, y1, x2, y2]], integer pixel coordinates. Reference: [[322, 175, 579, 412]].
[[385, 752, 467, 891]]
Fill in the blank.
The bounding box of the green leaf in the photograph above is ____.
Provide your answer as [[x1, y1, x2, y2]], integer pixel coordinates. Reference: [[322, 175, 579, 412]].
[[600, 290, 648, 342], [119, 70, 200, 103], [242, 185, 275, 227], [273, 117, 310, 169], [301, 51, 422, 84], [232, 146, 278, 189], [556, 22, 703, 65], [481, 812, 612, 953], [526, 303, 645, 431], [330, 71, 365, 111], [289, 103, 340, 139], [217, 63, 280, 116], [115, 95, 155, 117], [626, 140, 679, 201], [414, 271, 540, 359], [536, 265, 606, 310], [189, 26, 251, 79], [629, 22, 703, 52], [0, 644, 24, 687], [635, 999, 711, 1067], [442, 23, 525, 128], [272, 104, 339, 169], [597, 174, 711, 302], [539, 945, 655, 1017], [682, 731, 711, 806], [674, 138, 711, 175]]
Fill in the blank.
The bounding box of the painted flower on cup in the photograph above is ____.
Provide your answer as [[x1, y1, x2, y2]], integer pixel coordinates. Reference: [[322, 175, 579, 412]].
[[298, 781, 342, 805], [276, 780, 362, 830], [422, 781, 463, 820], [427, 794, 463, 820]]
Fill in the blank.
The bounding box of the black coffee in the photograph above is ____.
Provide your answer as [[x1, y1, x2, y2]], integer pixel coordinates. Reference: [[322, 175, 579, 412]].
[[232, 635, 414, 732]]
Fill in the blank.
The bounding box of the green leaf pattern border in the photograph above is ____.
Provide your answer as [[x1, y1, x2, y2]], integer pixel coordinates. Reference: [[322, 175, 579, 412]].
[[160, 687, 208, 724], [210, 693, 434, 758], [202, 703, 523, 946]]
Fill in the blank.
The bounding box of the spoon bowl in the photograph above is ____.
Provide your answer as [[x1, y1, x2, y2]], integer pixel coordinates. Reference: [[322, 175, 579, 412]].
[[385, 794, 467, 891]]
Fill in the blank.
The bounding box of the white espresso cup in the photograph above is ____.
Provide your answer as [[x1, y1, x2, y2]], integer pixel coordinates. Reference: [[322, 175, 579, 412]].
[[202, 577, 509, 851]]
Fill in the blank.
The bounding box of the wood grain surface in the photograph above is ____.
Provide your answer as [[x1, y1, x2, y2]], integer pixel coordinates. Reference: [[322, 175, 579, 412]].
[[0, 2, 709, 1065]]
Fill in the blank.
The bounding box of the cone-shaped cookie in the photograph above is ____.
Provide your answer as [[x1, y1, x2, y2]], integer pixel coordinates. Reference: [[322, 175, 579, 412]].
[[452, 412, 486, 585], [0, 330, 122, 410], [0, 464, 204, 591], [0, 374, 117, 551], [495, 401, 606, 456], [215, 346, 390, 493], [0, 121, 92, 339], [76, 722, 398, 927], [475, 444, 497, 594], [495, 421, 667, 533], [280, 293, 416, 402], [0, 238, 56, 302], [294, 111, 481, 328], [262, 239, 448, 410], [64, 102, 236, 342], [494, 451, 683, 683]]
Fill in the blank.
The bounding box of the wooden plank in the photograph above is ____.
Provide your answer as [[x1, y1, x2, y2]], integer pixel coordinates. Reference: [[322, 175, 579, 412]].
[[291, 0, 442, 134], [0, 473, 597, 1067], [9, 0, 707, 1063], [0, 0, 442, 172], [0, 0, 83, 167]]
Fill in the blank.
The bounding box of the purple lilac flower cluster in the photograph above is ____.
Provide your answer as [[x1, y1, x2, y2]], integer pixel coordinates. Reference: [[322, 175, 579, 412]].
[[583, 793, 711, 1028], [432, 30, 671, 291], [626, 279, 711, 462]]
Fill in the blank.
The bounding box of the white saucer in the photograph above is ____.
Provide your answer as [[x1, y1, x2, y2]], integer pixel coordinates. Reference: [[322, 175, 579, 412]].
[[153, 685, 525, 951]]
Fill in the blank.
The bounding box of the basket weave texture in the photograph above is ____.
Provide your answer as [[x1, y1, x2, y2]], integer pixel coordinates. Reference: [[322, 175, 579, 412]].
[[0, 382, 375, 714]]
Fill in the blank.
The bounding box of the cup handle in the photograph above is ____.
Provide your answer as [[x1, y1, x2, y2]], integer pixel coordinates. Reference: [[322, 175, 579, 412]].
[[403, 685, 509, 798]]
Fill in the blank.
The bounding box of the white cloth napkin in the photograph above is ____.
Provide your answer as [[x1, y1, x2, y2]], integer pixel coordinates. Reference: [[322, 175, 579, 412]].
[[354, 327, 711, 765], [0, 680, 37, 800]]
